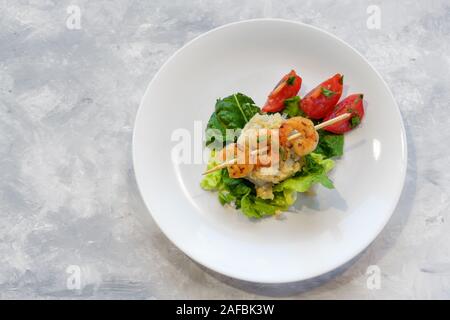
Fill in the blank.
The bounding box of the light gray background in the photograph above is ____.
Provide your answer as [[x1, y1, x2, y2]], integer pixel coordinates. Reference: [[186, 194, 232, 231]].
[[1, 0, 449, 299]]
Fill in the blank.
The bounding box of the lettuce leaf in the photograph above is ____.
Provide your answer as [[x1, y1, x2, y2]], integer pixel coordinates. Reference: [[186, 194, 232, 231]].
[[199, 151, 222, 190], [241, 189, 297, 218], [274, 153, 335, 193], [218, 190, 236, 206]]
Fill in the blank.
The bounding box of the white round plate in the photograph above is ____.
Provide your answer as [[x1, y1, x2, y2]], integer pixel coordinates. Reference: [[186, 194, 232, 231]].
[[133, 19, 407, 283]]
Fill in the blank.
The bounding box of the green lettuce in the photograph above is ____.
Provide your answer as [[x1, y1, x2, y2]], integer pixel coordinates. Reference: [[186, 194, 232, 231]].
[[240, 189, 297, 218], [199, 151, 222, 190], [274, 153, 335, 193]]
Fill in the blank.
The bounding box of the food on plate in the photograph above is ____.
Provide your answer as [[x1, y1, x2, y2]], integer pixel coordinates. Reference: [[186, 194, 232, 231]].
[[262, 70, 302, 113], [205, 93, 260, 146], [279, 117, 319, 156], [300, 73, 343, 119], [201, 70, 364, 218], [323, 94, 365, 134]]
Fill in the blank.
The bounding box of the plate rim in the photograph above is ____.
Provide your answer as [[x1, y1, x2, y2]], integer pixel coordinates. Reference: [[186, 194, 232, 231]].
[[132, 18, 408, 284]]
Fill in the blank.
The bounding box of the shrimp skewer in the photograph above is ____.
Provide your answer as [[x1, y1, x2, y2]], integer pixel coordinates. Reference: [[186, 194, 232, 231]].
[[202, 113, 351, 175], [203, 144, 268, 176], [216, 143, 255, 179], [279, 117, 318, 156]]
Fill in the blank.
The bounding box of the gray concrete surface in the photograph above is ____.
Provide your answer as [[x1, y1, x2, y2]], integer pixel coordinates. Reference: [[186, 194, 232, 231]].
[[0, 0, 449, 299]]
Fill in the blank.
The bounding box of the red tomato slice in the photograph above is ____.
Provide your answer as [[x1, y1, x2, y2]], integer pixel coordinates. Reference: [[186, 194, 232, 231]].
[[300, 74, 343, 119], [323, 94, 364, 134], [262, 70, 302, 113]]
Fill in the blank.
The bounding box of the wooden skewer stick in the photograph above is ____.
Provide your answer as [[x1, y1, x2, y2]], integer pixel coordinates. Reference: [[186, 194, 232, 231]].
[[314, 112, 352, 130], [202, 146, 268, 175], [202, 113, 352, 175], [287, 112, 352, 142]]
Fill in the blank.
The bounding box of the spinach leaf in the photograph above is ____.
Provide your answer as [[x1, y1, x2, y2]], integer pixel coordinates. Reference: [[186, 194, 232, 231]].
[[205, 93, 260, 146], [314, 130, 344, 159]]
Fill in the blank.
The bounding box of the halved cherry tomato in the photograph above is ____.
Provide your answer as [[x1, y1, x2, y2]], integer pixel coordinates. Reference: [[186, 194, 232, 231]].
[[262, 70, 302, 113], [323, 94, 364, 134], [300, 74, 343, 119]]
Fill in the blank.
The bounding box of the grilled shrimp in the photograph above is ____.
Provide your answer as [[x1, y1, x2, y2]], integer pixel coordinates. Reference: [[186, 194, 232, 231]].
[[279, 117, 319, 156], [217, 143, 254, 179], [238, 129, 279, 168]]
